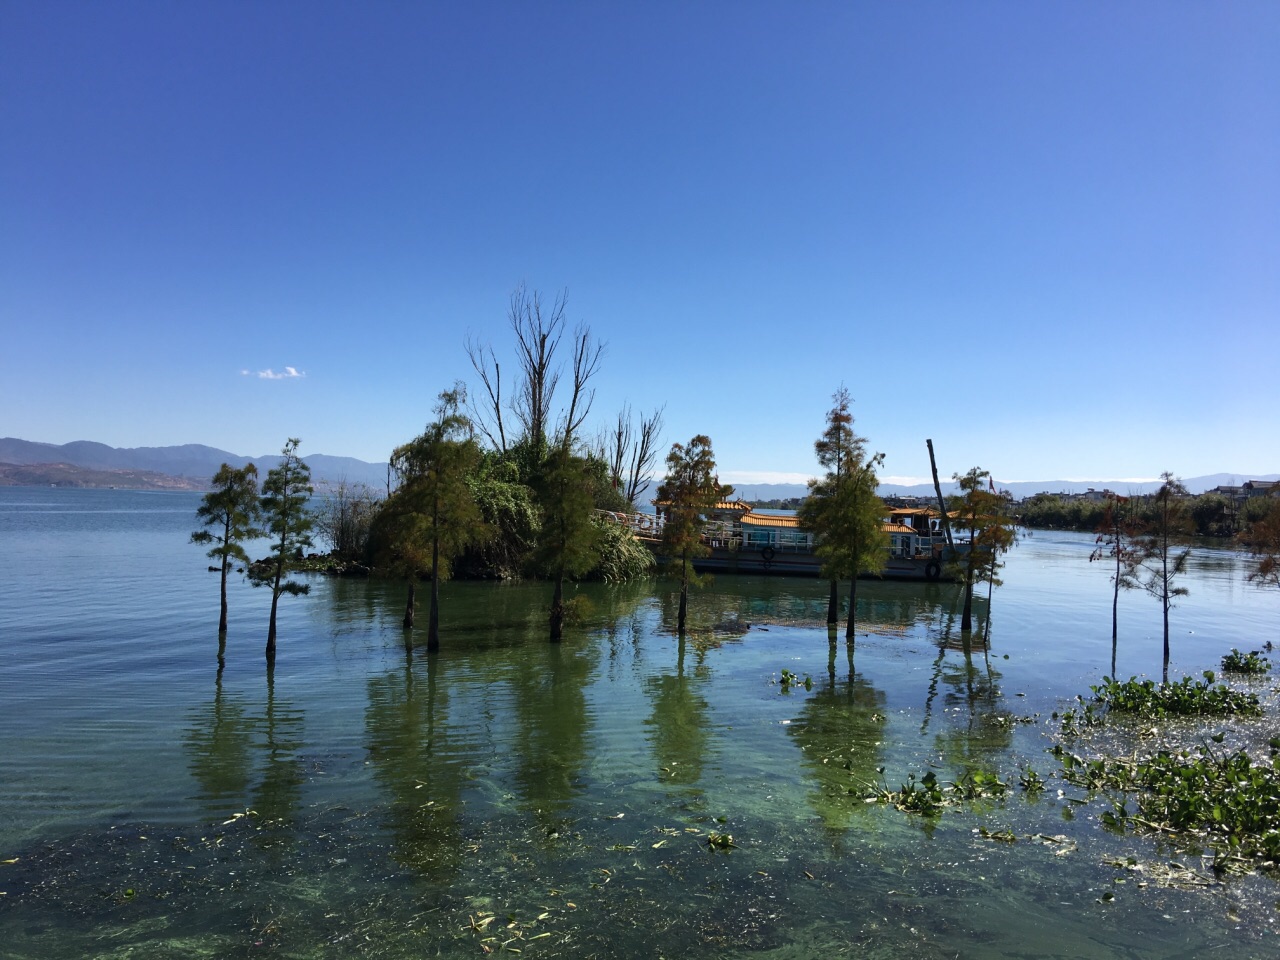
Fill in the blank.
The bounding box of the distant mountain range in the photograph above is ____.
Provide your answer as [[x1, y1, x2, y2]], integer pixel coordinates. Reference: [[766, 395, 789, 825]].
[[0, 438, 1272, 499], [724, 474, 1280, 503], [0, 438, 388, 490]]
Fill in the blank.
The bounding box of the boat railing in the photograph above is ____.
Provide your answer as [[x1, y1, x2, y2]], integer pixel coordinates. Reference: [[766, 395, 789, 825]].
[[593, 509, 663, 537]]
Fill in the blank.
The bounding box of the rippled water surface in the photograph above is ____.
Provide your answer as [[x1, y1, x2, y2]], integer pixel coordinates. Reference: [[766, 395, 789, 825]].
[[2, 488, 1279, 958]]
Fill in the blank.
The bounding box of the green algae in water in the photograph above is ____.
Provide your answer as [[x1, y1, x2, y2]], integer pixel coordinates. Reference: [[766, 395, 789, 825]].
[[5, 491, 1280, 957]]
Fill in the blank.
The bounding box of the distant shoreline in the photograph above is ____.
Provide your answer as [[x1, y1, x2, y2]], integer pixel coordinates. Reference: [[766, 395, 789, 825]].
[[0, 462, 207, 491]]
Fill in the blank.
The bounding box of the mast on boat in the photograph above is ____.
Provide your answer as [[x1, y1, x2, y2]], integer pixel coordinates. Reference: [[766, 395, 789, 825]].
[[926, 438, 955, 551]]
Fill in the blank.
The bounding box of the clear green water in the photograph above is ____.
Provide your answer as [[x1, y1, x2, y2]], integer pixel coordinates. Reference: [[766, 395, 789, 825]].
[[2, 488, 1279, 957]]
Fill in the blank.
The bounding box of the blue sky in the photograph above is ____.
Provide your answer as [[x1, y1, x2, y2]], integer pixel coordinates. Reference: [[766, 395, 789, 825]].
[[3, 1, 1277, 485]]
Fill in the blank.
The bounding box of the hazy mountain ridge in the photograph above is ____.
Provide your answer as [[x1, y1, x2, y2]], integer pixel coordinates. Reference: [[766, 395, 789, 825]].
[[1, 439, 1271, 497], [0, 438, 388, 490]]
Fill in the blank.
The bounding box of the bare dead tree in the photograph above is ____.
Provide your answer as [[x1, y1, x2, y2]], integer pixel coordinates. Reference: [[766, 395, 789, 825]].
[[558, 324, 605, 449], [595, 403, 666, 506], [600, 404, 634, 491], [510, 284, 565, 452], [625, 405, 665, 505], [465, 335, 506, 453]]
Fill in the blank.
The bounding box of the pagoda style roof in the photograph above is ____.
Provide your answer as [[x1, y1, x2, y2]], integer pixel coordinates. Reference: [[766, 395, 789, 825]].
[[739, 512, 801, 528]]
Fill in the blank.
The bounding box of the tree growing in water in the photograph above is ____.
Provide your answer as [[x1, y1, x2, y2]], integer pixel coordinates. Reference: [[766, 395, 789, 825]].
[[949, 468, 1017, 634], [797, 387, 888, 639], [1127, 472, 1192, 683], [191, 463, 263, 636], [1089, 494, 1142, 677], [657, 435, 732, 635], [800, 387, 863, 626], [533, 445, 602, 641], [253, 439, 315, 667], [388, 388, 489, 652]]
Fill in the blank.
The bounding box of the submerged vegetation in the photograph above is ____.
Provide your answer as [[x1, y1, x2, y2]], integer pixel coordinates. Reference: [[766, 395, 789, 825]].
[[1051, 661, 1280, 874]]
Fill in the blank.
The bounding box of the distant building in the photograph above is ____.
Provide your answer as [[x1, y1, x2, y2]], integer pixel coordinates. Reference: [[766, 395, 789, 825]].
[[1074, 488, 1116, 502]]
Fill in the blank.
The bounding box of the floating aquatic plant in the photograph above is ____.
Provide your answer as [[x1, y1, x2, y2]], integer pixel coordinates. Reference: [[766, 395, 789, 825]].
[[1090, 674, 1261, 719], [1220, 648, 1271, 675]]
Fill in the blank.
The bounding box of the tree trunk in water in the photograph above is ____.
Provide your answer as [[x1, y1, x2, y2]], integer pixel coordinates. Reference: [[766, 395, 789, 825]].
[[845, 573, 858, 642], [550, 577, 564, 642], [428, 512, 441, 653], [1111, 548, 1121, 677], [677, 552, 688, 635], [218, 558, 229, 634], [403, 577, 415, 633], [266, 593, 279, 667], [266, 558, 282, 667], [826, 579, 838, 626], [1161, 594, 1170, 685], [1161, 546, 1170, 684], [983, 575, 995, 648], [960, 576, 974, 633], [428, 560, 441, 653]]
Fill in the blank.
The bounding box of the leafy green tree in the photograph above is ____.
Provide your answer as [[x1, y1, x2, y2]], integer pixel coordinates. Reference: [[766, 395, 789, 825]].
[[1242, 495, 1277, 526], [455, 454, 540, 580], [949, 468, 1017, 634], [798, 389, 889, 641], [533, 445, 601, 641], [389, 389, 489, 652], [1190, 493, 1232, 538], [657, 435, 732, 634], [254, 438, 315, 667], [798, 387, 865, 626], [191, 463, 262, 635], [834, 462, 889, 641], [1242, 496, 1280, 592], [1126, 472, 1192, 684]]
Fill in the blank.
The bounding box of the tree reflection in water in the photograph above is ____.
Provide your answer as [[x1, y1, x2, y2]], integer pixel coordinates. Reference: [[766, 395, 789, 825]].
[[363, 650, 467, 881], [787, 655, 887, 837], [645, 633, 712, 800], [183, 652, 306, 826]]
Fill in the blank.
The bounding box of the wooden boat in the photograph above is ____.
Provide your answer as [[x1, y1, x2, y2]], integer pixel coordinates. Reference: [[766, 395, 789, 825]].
[[601, 501, 959, 581]]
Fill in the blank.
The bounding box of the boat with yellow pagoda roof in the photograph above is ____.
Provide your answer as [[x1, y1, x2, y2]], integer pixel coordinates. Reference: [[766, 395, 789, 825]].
[[600, 499, 958, 581]]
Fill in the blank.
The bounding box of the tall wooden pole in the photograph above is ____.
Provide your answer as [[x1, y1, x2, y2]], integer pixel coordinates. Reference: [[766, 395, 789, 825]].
[[926, 439, 955, 550]]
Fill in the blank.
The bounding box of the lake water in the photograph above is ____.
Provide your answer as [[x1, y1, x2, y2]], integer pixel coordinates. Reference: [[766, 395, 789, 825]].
[[2, 487, 1279, 958]]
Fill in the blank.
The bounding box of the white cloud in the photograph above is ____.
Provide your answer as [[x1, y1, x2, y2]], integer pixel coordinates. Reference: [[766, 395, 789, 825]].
[[256, 366, 306, 380]]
